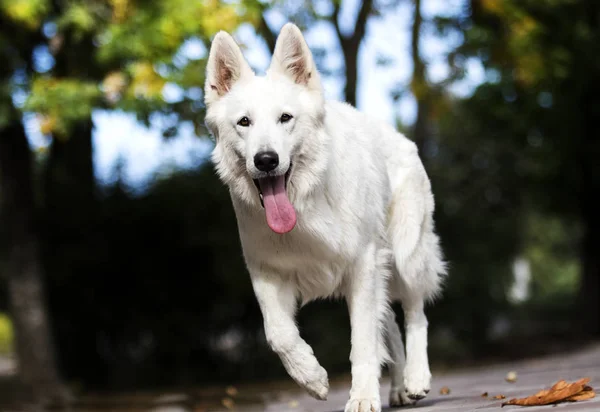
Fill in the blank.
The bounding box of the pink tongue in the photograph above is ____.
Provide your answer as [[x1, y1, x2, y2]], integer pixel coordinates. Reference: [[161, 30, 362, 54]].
[[259, 175, 297, 234]]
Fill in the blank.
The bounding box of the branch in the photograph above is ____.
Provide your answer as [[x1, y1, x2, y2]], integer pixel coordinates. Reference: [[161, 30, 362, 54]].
[[332, 1, 346, 48], [410, 0, 429, 153], [351, 0, 373, 46], [411, 0, 424, 83], [332, 0, 373, 47]]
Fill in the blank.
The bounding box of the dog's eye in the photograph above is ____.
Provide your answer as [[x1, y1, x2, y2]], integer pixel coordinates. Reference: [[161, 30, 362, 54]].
[[237, 117, 250, 127], [280, 113, 293, 123]]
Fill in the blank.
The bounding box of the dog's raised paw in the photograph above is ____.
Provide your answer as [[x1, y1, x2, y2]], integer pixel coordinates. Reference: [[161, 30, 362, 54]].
[[302, 365, 329, 400], [345, 398, 381, 412], [389, 387, 416, 407]]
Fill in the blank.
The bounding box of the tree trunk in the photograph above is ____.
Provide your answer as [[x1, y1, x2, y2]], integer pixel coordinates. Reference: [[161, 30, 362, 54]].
[[341, 39, 359, 108], [578, 64, 600, 336], [332, 0, 373, 107], [410, 0, 430, 154], [0, 117, 69, 405], [44, 119, 95, 216], [580, 197, 600, 336], [258, 14, 276, 54], [577, 0, 600, 335]]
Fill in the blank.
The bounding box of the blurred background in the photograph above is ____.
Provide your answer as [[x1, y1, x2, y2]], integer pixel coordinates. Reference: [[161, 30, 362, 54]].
[[1, 0, 599, 410]]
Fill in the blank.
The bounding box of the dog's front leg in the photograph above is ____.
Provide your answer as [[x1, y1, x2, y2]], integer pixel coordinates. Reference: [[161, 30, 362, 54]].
[[250, 271, 329, 400], [345, 245, 387, 412]]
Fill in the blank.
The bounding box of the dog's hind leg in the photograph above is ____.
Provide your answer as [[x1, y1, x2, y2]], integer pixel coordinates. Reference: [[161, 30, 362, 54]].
[[401, 295, 431, 401], [386, 154, 446, 403], [250, 271, 329, 400], [385, 310, 416, 407]]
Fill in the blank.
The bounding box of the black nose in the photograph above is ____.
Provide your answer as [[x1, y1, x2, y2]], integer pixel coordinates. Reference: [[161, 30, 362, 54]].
[[254, 151, 279, 172]]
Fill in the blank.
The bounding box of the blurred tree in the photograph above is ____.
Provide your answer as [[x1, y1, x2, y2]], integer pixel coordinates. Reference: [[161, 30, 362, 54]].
[[410, 0, 429, 153], [0, 0, 257, 393], [432, 0, 600, 335], [464, 0, 600, 336], [331, 0, 373, 107], [28, 2, 262, 278], [256, 0, 378, 106], [24, 0, 259, 137], [0, 10, 68, 403]]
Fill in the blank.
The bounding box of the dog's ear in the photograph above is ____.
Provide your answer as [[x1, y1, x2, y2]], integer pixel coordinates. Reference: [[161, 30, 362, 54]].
[[205, 31, 253, 105], [268, 23, 321, 91]]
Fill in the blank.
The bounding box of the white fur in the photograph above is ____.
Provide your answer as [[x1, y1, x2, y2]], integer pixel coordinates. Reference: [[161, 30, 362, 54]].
[[205, 23, 447, 411]]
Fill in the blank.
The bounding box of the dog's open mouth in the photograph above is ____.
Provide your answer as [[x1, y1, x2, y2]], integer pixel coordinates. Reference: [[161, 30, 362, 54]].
[[253, 164, 296, 234]]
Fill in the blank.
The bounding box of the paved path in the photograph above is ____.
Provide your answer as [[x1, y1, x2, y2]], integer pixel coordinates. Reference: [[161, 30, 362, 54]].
[[259, 343, 600, 412], [2, 344, 600, 411]]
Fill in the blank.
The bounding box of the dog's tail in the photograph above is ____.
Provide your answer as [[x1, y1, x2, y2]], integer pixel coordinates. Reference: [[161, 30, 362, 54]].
[[386, 142, 447, 302]]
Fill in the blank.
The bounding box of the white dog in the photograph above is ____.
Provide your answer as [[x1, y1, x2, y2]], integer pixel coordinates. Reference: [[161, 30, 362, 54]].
[[204, 23, 446, 412]]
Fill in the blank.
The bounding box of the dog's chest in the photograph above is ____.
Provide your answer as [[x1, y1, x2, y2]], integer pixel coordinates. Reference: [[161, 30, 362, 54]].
[[242, 216, 355, 301], [267, 236, 350, 302]]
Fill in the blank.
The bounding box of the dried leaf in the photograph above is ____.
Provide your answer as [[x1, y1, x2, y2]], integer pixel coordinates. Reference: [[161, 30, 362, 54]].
[[225, 386, 238, 397], [506, 371, 518, 383], [221, 397, 235, 410], [565, 387, 595, 402], [493, 394, 506, 400], [481, 392, 488, 397], [440, 386, 450, 395], [502, 378, 594, 407]]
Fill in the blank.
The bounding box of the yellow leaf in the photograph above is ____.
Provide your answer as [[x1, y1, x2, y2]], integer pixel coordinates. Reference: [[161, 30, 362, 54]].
[[109, 0, 130, 23], [128, 62, 166, 99], [1, 0, 49, 29], [481, 0, 504, 16], [102, 71, 127, 104], [39, 114, 56, 135]]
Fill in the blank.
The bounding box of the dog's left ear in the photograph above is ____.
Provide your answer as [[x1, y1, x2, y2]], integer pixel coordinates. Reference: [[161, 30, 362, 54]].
[[268, 23, 321, 91]]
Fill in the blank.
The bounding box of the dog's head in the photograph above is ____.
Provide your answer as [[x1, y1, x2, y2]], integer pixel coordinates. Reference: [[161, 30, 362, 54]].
[[204, 23, 327, 234]]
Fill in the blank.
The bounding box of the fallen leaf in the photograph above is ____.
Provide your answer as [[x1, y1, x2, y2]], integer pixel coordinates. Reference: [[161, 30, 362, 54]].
[[506, 371, 518, 383], [440, 386, 450, 395], [502, 378, 594, 407], [225, 386, 238, 397], [221, 397, 235, 410], [566, 386, 595, 402], [492, 394, 506, 400], [481, 392, 488, 397], [288, 400, 299, 408]]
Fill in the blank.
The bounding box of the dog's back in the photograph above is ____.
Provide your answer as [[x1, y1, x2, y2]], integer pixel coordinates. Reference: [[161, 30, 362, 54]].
[[318, 100, 447, 302]]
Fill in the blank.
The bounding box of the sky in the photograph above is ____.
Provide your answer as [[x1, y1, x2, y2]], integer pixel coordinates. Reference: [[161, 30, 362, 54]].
[[25, 0, 485, 189]]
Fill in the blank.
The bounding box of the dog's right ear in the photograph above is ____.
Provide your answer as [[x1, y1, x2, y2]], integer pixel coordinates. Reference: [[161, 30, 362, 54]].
[[205, 32, 253, 106]]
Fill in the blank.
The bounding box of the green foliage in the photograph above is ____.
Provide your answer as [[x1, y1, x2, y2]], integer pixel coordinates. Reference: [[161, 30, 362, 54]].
[[428, 0, 600, 341], [0, 0, 49, 29], [0, 312, 13, 354], [25, 78, 100, 137], [523, 213, 580, 302], [1, 0, 260, 137], [97, 0, 255, 63]]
